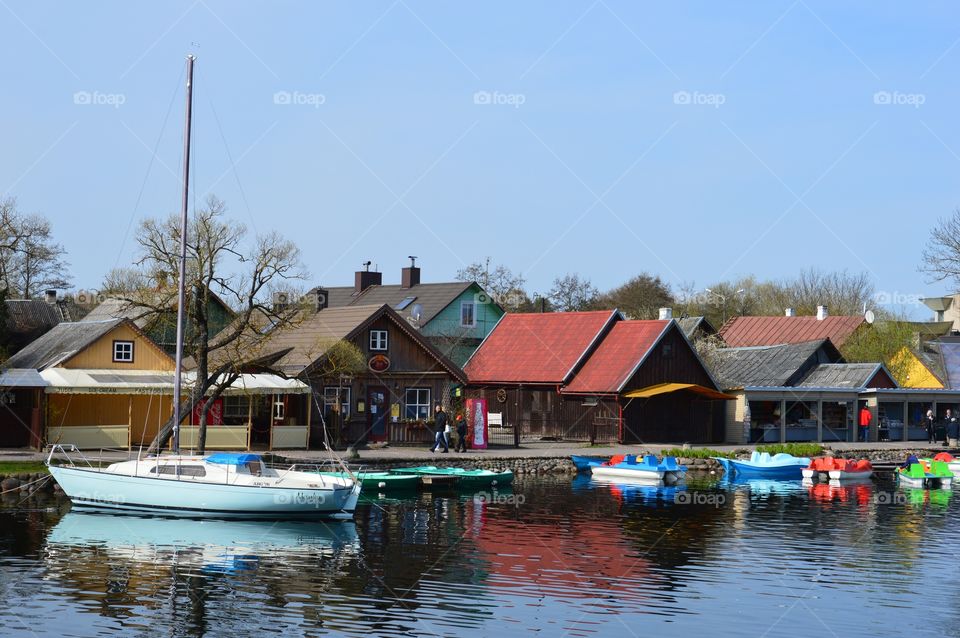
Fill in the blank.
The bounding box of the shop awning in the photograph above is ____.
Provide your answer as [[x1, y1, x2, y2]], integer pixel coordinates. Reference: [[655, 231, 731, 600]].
[[0, 368, 48, 388], [623, 383, 735, 400], [39, 369, 310, 396]]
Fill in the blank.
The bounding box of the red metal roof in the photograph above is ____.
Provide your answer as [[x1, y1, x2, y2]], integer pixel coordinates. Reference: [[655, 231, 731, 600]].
[[718, 315, 865, 348], [563, 320, 670, 393], [464, 310, 617, 384]]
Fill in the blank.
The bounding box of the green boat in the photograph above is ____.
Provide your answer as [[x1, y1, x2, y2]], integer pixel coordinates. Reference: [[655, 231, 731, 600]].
[[389, 466, 514, 489], [317, 471, 419, 492]]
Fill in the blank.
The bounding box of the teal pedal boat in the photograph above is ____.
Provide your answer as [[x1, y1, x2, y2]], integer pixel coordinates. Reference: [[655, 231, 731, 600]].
[[317, 471, 419, 492], [389, 466, 514, 489]]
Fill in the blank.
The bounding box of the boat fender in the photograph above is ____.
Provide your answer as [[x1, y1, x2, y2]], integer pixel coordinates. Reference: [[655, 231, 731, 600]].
[[378, 481, 387, 488]]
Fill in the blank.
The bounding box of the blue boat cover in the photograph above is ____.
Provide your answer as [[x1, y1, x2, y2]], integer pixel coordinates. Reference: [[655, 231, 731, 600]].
[[205, 453, 262, 465]]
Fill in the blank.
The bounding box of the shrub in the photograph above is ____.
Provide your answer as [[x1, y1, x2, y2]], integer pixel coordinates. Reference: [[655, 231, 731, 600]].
[[660, 448, 735, 459], [755, 443, 823, 457]]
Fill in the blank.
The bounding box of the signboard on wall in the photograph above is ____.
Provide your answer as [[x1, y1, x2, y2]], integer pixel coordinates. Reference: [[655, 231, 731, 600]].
[[368, 354, 390, 373], [466, 398, 488, 449], [192, 398, 224, 425]]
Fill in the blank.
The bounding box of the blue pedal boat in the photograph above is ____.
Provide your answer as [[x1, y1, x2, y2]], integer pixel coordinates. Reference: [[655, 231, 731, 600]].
[[571, 455, 605, 472], [713, 451, 810, 480], [588, 454, 687, 484]]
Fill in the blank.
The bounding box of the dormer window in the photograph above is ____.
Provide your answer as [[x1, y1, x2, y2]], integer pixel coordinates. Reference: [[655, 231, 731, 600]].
[[113, 340, 134, 363], [370, 329, 388, 351]]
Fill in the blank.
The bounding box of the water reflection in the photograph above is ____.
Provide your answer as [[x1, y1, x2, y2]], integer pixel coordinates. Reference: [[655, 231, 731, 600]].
[[1, 476, 959, 637]]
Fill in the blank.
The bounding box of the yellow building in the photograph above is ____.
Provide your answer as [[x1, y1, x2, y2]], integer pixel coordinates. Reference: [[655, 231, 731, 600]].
[[887, 347, 945, 389]]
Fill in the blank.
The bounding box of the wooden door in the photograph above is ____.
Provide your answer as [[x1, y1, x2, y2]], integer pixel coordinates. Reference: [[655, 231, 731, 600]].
[[367, 387, 388, 441]]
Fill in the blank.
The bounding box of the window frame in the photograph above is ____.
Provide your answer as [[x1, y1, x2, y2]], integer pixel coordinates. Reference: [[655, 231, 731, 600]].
[[404, 387, 431, 420], [323, 386, 351, 417], [112, 340, 135, 363], [460, 300, 476, 328], [369, 329, 389, 351]]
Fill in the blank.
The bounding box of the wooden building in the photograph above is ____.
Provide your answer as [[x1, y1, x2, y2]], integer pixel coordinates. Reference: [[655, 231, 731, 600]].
[[263, 303, 466, 448], [465, 310, 730, 444]]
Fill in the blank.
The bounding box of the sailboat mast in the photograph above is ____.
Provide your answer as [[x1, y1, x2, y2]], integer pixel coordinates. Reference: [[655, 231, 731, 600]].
[[172, 54, 195, 453]]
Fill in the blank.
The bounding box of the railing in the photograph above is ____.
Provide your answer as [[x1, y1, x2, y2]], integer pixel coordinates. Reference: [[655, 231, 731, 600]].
[[46, 425, 129, 450]]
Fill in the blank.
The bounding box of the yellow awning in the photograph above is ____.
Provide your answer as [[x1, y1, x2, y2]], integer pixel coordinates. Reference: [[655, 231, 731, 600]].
[[623, 383, 735, 400]]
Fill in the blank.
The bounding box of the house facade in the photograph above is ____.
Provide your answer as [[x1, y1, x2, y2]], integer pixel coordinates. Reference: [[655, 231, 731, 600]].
[[465, 310, 730, 445], [264, 303, 466, 448]]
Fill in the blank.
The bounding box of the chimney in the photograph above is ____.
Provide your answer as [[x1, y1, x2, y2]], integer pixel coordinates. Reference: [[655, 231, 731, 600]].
[[314, 287, 329, 311], [785, 307, 795, 317], [401, 256, 421, 289], [658, 307, 673, 320], [355, 261, 382, 294], [44, 290, 57, 304], [816, 305, 828, 320]]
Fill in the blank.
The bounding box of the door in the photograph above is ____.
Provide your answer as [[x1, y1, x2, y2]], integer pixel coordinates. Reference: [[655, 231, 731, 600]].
[[367, 387, 388, 442]]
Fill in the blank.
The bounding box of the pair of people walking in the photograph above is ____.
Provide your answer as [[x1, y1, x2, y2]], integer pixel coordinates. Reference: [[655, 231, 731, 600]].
[[429, 404, 469, 453]]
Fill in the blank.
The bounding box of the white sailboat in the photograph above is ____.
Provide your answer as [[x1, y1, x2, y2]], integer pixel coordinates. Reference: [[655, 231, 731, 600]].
[[47, 56, 360, 519]]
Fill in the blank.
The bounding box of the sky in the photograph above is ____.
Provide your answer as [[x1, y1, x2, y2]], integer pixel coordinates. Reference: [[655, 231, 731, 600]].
[[1, 1, 959, 319]]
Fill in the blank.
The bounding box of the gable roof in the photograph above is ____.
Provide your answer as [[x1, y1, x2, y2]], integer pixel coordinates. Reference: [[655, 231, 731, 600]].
[[718, 315, 865, 348], [796, 363, 896, 389], [712, 339, 841, 389], [563, 320, 671, 393], [5, 319, 125, 370], [5, 299, 65, 333], [310, 281, 491, 327], [677, 316, 717, 339], [80, 297, 146, 326], [265, 304, 465, 381], [464, 310, 619, 385]]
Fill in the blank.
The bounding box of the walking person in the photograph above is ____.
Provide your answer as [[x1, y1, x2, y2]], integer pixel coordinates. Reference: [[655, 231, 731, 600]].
[[946, 409, 958, 444], [455, 412, 468, 452], [858, 404, 872, 443], [430, 403, 449, 453], [926, 407, 936, 445]]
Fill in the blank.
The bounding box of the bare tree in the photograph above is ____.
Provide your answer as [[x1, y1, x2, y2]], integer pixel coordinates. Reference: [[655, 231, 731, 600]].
[[0, 199, 70, 298], [126, 195, 307, 454], [456, 257, 528, 311], [548, 273, 599, 312], [922, 211, 960, 286]]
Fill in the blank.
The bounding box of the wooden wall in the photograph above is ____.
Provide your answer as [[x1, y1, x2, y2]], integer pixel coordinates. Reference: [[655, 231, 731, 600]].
[[63, 324, 174, 371], [47, 393, 173, 446]]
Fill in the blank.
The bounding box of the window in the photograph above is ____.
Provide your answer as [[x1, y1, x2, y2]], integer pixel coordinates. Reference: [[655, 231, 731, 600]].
[[460, 301, 476, 327], [370, 329, 388, 351], [405, 388, 431, 420], [113, 340, 134, 363], [224, 396, 251, 419], [323, 387, 351, 417], [150, 464, 206, 477], [395, 296, 417, 310]]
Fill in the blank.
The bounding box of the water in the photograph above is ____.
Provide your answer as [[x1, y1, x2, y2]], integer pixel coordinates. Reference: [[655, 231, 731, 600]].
[[1, 475, 959, 637]]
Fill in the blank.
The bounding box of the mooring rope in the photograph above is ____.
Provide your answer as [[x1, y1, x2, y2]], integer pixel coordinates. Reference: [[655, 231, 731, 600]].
[[0, 473, 53, 496]]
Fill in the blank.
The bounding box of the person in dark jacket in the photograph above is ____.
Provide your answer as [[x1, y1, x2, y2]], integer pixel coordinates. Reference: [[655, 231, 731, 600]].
[[430, 404, 449, 453], [455, 412, 468, 453]]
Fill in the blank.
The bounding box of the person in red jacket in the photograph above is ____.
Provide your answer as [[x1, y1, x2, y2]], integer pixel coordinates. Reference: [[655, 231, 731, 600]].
[[859, 405, 872, 442]]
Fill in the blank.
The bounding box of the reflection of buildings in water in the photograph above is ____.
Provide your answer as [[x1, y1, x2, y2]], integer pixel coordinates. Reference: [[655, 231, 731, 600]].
[[41, 512, 362, 632]]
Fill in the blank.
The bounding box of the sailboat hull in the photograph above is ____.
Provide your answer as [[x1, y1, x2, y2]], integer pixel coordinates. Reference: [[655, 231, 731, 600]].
[[50, 465, 360, 519]]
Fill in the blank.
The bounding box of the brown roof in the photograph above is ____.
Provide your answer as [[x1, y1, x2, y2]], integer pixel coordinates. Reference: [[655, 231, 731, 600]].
[[265, 304, 465, 381], [718, 315, 865, 348], [310, 281, 490, 326]]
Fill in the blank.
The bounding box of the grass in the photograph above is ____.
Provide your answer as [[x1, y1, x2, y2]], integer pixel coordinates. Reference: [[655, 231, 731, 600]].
[[755, 443, 823, 457], [660, 448, 735, 459], [0, 461, 49, 475]]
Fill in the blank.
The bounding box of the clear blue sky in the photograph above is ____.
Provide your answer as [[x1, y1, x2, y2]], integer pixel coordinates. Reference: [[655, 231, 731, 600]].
[[2, 1, 958, 318]]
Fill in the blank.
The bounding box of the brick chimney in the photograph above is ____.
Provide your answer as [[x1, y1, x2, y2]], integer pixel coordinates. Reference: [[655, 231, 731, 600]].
[[816, 305, 828, 320], [355, 261, 382, 294], [401, 256, 420, 289]]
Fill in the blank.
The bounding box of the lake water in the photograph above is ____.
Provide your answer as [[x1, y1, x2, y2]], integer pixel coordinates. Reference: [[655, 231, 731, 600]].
[[1, 475, 958, 637]]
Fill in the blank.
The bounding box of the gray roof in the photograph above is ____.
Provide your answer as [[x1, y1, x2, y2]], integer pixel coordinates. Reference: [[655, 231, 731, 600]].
[[80, 298, 146, 326], [677, 316, 716, 339], [712, 339, 840, 389], [796, 363, 887, 388], [5, 299, 63, 333], [5, 319, 123, 370], [310, 281, 487, 326]]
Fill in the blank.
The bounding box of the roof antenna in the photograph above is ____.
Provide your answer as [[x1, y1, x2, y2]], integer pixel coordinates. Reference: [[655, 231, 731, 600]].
[[408, 255, 418, 267], [362, 260, 372, 272]]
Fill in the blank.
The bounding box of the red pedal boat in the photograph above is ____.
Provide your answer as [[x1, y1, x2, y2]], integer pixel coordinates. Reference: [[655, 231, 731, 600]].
[[802, 456, 873, 481]]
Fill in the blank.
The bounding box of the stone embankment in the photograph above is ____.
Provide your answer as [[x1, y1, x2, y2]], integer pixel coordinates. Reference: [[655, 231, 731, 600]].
[[0, 472, 57, 496]]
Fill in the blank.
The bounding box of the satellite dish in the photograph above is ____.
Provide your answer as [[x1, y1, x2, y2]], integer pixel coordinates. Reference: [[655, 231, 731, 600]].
[[864, 310, 875, 324], [411, 304, 423, 323]]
